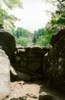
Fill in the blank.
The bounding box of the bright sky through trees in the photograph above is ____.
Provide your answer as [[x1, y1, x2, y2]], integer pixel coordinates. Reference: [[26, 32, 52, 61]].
[[10, 0, 56, 32]]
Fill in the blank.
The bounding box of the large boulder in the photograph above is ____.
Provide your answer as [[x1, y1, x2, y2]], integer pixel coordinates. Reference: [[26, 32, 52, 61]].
[[0, 49, 10, 99], [45, 28, 65, 92], [0, 24, 16, 63], [50, 29, 65, 46]]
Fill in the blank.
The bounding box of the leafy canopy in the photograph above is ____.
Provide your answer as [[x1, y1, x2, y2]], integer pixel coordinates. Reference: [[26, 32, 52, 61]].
[[0, 0, 22, 29]]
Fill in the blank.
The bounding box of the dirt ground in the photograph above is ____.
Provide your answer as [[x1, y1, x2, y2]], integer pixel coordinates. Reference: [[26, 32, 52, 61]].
[[5, 81, 65, 100], [5, 81, 41, 100]]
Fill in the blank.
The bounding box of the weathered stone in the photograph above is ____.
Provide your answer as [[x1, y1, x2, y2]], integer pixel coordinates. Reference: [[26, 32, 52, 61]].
[[45, 28, 65, 92], [27, 62, 41, 72], [14, 46, 50, 81], [0, 24, 16, 63], [50, 29, 65, 46], [0, 49, 10, 100]]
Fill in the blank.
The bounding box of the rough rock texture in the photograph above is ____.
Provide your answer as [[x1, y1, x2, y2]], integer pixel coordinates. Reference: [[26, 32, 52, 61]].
[[14, 47, 50, 81], [50, 29, 65, 47], [1, 24, 65, 94], [13, 29, 65, 92], [44, 29, 65, 92], [0, 49, 10, 100], [0, 25, 17, 83], [0, 25, 16, 63]]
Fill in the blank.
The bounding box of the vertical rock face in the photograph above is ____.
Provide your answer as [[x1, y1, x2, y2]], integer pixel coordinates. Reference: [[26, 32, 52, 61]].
[[50, 29, 65, 47], [15, 47, 50, 80], [0, 24, 16, 63], [0, 24, 17, 82], [0, 49, 10, 99], [45, 29, 65, 92]]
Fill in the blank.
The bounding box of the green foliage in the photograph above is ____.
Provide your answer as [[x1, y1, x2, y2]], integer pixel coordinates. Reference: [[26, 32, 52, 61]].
[[15, 0, 65, 47], [0, 8, 18, 30], [14, 27, 51, 47], [14, 27, 33, 46], [0, 0, 22, 29], [15, 27, 32, 38], [14, 26, 53, 47], [16, 38, 28, 46], [32, 36, 37, 44], [34, 0, 65, 47], [3, 0, 22, 9], [32, 28, 45, 44], [45, 0, 65, 31], [36, 35, 51, 46], [36, 36, 47, 46], [32, 28, 52, 47], [41, 0, 65, 47]]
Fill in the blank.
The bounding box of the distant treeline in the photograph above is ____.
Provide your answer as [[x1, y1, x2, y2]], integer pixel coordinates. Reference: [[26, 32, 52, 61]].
[[13, 27, 52, 47]]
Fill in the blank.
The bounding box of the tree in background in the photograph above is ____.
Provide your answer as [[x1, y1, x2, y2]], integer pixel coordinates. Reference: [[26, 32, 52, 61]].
[[14, 27, 33, 46], [32, 28, 45, 44], [32, 28, 53, 47], [15, 27, 32, 38], [16, 38, 28, 47]]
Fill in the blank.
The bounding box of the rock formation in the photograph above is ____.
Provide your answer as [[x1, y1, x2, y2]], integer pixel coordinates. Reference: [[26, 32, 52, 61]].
[[14, 47, 50, 81], [44, 29, 65, 92], [0, 24, 65, 93], [0, 24, 16, 63], [0, 49, 10, 100]]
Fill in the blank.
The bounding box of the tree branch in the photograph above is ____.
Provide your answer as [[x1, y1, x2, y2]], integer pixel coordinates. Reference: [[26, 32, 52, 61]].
[[57, 0, 65, 7]]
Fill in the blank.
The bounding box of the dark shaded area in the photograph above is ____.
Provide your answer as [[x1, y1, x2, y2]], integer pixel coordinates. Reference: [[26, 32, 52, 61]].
[[0, 24, 16, 63], [0, 24, 17, 81], [50, 29, 65, 47], [39, 94, 55, 100], [14, 46, 50, 81], [45, 29, 65, 92], [14, 28, 65, 93]]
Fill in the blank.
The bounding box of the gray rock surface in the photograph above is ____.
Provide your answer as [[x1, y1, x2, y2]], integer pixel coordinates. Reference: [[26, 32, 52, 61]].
[[0, 49, 10, 100]]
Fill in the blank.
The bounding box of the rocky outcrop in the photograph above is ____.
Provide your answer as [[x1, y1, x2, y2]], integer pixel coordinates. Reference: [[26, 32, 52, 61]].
[[0, 24, 18, 82], [13, 28, 65, 92], [0, 49, 10, 100], [1, 24, 65, 93], [50, 29, 65, 47], [44, 29, 65, 92], [14, 47, 50, 81], [0, 24, 16, 63]]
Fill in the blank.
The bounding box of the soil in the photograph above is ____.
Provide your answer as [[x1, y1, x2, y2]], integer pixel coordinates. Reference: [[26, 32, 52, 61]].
[[5, 81, 65, 100]]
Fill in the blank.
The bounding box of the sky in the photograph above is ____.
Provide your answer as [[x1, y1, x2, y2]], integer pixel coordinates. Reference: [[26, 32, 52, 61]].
[[10, 0, 56, 32]]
